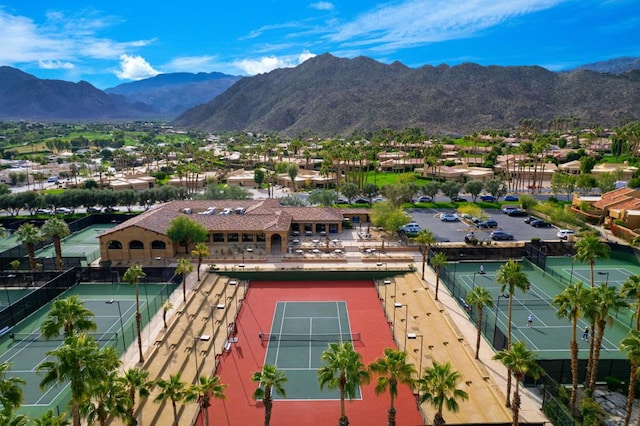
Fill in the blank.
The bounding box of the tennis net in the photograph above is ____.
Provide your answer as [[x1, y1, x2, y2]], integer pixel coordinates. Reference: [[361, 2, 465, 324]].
[[10, 332, 118, 343], [259, 332, 360, 343]]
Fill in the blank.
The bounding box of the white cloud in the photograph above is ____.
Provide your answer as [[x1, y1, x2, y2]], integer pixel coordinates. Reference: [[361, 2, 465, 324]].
[[38, 60, 74, 70], [114, 54, 160, 80], [328, 0, 566, 52], [233, 51, 317, 75], [310, 2, 335, 10], [164, 56, 219, 72]]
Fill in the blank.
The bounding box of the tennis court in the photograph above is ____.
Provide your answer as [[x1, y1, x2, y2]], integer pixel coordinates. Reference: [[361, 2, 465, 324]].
[[262, 301, 359, 400], [448, 259, 633, 359], [35, 223, 113, 265]]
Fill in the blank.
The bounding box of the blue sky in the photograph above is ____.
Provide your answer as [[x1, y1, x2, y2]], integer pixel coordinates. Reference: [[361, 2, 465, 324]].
[[0, 1, 638, 89]]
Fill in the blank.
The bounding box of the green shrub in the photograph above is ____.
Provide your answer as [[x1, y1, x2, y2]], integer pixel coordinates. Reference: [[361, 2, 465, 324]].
[[530, 237, 541, 245], [605, 376, 623, 392], [580, 395, 605, 425]]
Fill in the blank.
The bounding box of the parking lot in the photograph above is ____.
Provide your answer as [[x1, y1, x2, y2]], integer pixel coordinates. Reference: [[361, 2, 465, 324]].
[[405, 208, 560, 243]]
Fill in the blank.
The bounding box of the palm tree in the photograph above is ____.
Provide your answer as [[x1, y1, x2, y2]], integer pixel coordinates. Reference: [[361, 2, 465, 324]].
[[552, 281, 590, 413], [0, 362, 26, 417], [40, 217, 71, 271], [162, 300, 173, 329], [368, 348, 416, 426], [413, 229, 435, 280], [119, 368, 152, 426], [465, 286, 494, 360], [417, 360, 469, 426], [153, 373, 186, 425], [621, 274, 640, 330], [430, 252, 448, 301], [495, 259, 531, 407], [81, 370, 127, 426], [15, 223, 42, 270], [620, 330, 640, 426], [40, 295, 97, 339], [0, 412, 28, 426], [494, 342, 544, 426], [123, 264, 147, 363], [38, 334, 120, 426], [191, 242, 209, 281], [185, 375, 226, 426], [31, 409, 70, 425], [587, 284, 628, 392], [575, 233, 610, 288], [318, 342, 371, 426], [175, 258, 194, 303], [251, 365, 286, 426]]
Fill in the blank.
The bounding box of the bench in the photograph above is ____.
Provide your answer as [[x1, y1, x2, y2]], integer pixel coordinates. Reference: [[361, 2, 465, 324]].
[[224, 340, 232, 352], [0, 326, 11, 337]]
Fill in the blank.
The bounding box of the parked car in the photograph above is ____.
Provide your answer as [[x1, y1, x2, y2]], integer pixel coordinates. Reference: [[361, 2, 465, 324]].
[[504, 195, 519, 202], [464, 233, 478, 243], [507, 209, 528, 217], [104, 207, 119, 213], [371, 197, 387, 203], [530, 219, 552, 228], [400, 223, 421, 235], [413, 196, 433, 203], [480, 195, 496, 202], [477, 219, 498, 228], [54, 207, 72, 214], [451, 196, 467, 202], [352, 197, 369, 204], [439, 213, 459, 222], [86, 207, 102, 213], [523, 216, 536, 224], [35, 208, 52, 215], [490, 230, 514, 241], [502, 206, 520, 214], [336, 197, 349, 204], [557, 229, 576, 240], [471, 217, 483, 224]]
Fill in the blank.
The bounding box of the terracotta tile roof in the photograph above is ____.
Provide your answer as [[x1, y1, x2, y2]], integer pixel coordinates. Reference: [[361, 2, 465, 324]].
[[101, 199, 345, 237], [593, 188, 640, 210]]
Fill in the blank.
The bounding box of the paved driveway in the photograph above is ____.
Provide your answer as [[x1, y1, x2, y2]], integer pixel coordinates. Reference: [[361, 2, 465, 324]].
[[406, 208, 560, 243]]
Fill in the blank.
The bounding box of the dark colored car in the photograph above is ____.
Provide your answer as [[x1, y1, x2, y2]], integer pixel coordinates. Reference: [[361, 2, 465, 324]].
[[451, 196, 467, 202], [86, 207, 101, 213], [507, 209, 528, 217], [490, 230, 514, 240], [530, 219, 552, 228], [477, 219, 498, 228], [104, 207, 119, 213], [480, 195, 496, 202], [504, 195, 519, 202], [523, 216, 536, 224]]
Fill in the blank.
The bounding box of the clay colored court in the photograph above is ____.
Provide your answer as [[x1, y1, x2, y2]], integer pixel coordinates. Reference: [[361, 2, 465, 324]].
[[205, 280, 424, 426]]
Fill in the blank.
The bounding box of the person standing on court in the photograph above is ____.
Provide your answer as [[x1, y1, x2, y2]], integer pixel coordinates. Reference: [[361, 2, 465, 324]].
[[527, 313, 533, 327], [582, 327, 589, 341]]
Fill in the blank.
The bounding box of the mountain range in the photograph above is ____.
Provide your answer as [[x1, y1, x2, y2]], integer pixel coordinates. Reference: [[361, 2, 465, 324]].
[[1, 55, 640, 134]]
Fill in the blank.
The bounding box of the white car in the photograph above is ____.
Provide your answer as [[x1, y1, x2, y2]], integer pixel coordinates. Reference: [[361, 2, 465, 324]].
[[439, 213, 459, 222], [557, 229, 576, 240]]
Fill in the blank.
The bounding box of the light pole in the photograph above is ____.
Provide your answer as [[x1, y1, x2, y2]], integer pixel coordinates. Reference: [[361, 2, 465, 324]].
[[105, 299, 126, 352], [567, 254, 574, 285], [193, 336, 201, 381], [472, 272, 478, 290], [383, 278, 392, 310], [597, 271, 610, 285], [407, 333, 424, 377], [394, 303, 409, 349]]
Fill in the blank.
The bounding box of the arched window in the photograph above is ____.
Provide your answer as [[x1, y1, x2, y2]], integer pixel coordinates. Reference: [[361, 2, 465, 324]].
[[107, 240, 122, 250], [151, 240, 166, 249], [129, 240, 144, 250]]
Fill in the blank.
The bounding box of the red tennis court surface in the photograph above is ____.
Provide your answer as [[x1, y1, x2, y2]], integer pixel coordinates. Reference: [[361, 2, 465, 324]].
[[200, 280, 424, 426]]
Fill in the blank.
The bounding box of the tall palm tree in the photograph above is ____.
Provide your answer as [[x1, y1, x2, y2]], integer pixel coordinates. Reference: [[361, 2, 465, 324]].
[[153, 373, 186, 426], [587, 284, 628, 392], [413, 229, 435, 280], [123, 264, 147, 363], [621, 274, 640, 330], [0, 412, 28, 426], [40, 295, 97, 339], [175, 258, 194, 302], [185, 375, 227, 426], [191, 242, 209, 281], [318, 342, 371, 426], [15, 223, 42, 270], [119, 368, 152, 426], [0, 362, 25, 417], [552, 281, 590, 413], [31, 409, 70, 426], [465, 286, 494, 360], [38, 334, 120, 426], [418, 360, 469, 426], [575, 233, 610, 288], [430, 252, 448, 301], [494, 342, 544, 426], [495, 259, 531, 407], [251, 365, 286, 426], [620, 330, 640, 426], [40, 217, 71, 271], [81, 370, 128, 426], [368, 348, 416, 426]]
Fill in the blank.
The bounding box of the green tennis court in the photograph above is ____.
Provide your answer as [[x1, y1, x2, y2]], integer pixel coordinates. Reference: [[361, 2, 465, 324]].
[[35, 223, 114, 264], [450, 259, 633, 359], [262, 301, 360, 400]]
